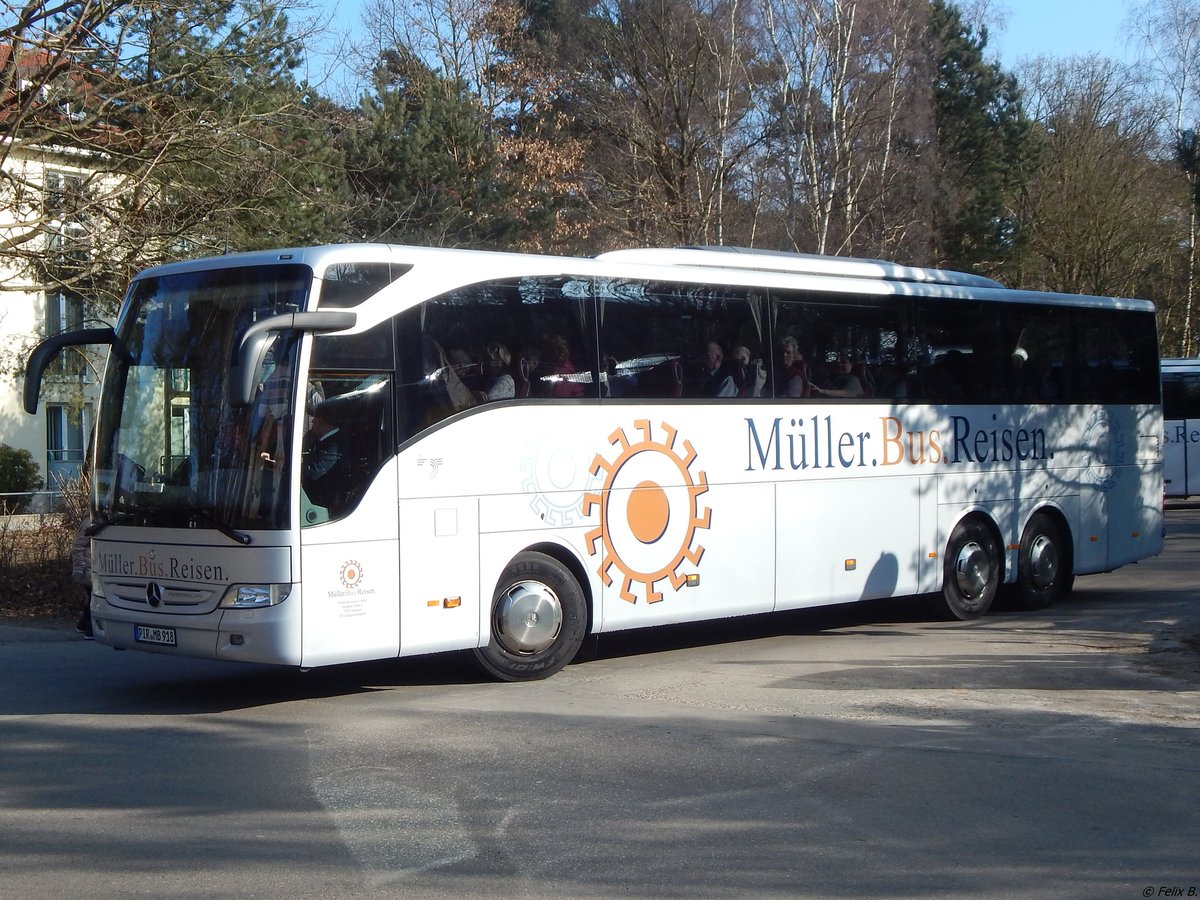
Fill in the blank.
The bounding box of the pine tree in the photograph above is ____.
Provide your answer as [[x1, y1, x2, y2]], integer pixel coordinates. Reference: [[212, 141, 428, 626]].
[[929, 0, 1037, 276], [342, 48, 513, 247]]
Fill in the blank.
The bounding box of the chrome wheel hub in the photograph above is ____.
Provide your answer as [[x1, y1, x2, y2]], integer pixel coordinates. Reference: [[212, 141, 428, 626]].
[[954, 541, 990, 600], [494, 580, 563, 655], [1028, 533, 1059, 590]]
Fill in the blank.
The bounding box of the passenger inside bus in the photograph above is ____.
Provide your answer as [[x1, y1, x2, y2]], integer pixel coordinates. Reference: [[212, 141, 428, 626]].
[[692, 341, 737, 397], [544, 334, 584, 398], [730, 345, 767, 397], [811, 353, 865, 398], [778, 337, 809, 398], [479, 342, 515, 401], [301, 376, 393, 520], [301, 403, 347, 511]]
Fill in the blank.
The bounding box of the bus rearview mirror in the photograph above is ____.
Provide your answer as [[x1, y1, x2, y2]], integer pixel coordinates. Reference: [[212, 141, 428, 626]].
[[230, 311, 357, 408], [23, 327, 117, 414]]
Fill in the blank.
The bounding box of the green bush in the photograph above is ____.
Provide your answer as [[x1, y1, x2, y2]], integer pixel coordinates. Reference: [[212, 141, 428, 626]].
[[0, 445, 42, 514]]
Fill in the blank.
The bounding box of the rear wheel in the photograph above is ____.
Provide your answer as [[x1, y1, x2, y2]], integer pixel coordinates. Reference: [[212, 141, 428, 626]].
[[1015, 512, 1072, 610], [473, 551, 587, 682], [940, 518, 1001, 620]]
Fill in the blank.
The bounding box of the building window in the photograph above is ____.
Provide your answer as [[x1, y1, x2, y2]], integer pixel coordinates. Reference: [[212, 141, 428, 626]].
[[45, 289, 87, 376], [43, 170, 85, 220], [46, 404, 88, 487]]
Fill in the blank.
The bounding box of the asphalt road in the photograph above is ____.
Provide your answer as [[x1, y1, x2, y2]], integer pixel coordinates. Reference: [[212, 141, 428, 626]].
[[1, 511, 1199, 899]]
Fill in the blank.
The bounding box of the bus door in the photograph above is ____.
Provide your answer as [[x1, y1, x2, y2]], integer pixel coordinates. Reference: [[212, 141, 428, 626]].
[[299, 458, 401, 667], [296, 357, 402, 666]]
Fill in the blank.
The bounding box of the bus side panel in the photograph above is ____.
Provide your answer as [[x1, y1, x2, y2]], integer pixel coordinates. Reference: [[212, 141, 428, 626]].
[[1078, 405, 1164, 573], [1108, 460, 1164, 569], [398, 495, 481, 656], [1075, 477, 1109, 574], [595, 480, 776, 630], [918, 476, 939, 594], [299, 463, 401, 667], [1162, 418, 1189, 497], [1185, 423, 1200, 498], [775, 475, 922, 609]]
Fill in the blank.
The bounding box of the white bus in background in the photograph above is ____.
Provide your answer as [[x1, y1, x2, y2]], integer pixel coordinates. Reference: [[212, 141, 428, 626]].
[[25, 245, 1165, 680], [1161, 358, 1200, 498]]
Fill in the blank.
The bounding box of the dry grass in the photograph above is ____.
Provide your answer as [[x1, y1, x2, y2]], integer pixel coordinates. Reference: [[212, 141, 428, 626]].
[[0, 477, 87, 621]]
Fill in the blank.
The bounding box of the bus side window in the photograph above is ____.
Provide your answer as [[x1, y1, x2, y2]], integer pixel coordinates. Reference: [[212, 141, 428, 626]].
[[598, 280, 765, 400], [395, 278, 595, 442], [771, 290, 899, 401]]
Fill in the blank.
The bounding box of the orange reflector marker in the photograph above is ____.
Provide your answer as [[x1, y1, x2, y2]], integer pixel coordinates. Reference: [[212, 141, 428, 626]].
[[444, 596, 462, 609], [685, 573, 700, 587], [426, 599, 439, 607], [1008, 543, 1020, 550], [928, 551, 938, 559], [1091, 536, 1099, 543], [844, 559, 857, 571], [1132, 531, 1140, 538]]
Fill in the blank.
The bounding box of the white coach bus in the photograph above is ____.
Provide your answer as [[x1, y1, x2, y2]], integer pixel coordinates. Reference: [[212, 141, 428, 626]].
[[25, 245, 1164, 680], [1161, 358, 1200, 498]]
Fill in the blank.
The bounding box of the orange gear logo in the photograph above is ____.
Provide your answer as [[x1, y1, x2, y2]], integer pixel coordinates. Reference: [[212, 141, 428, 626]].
[[582, 419, 711, 603]]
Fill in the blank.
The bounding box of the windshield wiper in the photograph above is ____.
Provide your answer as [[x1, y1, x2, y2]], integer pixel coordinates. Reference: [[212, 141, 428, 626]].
[[84, 507, 252, 545], [189, 508, 253, 545]]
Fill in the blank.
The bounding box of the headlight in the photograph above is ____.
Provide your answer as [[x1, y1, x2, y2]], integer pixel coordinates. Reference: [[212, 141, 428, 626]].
[[220, 584, 292, 608]]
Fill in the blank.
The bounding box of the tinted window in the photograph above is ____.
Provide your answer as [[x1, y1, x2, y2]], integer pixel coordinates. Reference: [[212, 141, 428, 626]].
[[598, 280, 766, 399], [305, 329, 396, 526], [318, 262, 409, 309], [1163, 372, 1200, 419], [914, 299, 1157, 405], [395, 277, 593, 441], [771, 291, 902, 400]]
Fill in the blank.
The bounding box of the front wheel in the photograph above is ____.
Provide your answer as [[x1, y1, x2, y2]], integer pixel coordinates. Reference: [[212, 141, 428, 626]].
[[939, 518, 1001, 620], [473, 551, 587, 682], [1015, 512, 1073, 610]]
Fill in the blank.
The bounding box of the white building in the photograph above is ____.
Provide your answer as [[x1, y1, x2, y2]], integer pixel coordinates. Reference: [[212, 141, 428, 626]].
[[0, 140, 103, 502]]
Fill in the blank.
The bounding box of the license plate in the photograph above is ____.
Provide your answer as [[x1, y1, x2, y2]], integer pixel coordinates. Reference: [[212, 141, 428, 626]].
[[134, 624, 177, 646]]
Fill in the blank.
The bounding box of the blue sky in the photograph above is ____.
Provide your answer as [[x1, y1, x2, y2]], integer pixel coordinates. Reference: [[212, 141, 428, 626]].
[[307, 0, 1141, 90], [989, 0, 1136, 65]]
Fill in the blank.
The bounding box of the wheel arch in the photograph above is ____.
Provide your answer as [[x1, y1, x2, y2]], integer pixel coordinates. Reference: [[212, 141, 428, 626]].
[[943, 507, 1007, 588], [519, 540, 596, 635], [1021, 502, 1075, 576]]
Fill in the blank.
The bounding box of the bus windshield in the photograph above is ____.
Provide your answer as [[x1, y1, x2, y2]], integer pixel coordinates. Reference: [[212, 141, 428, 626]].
[[93, 264, 311, 533]]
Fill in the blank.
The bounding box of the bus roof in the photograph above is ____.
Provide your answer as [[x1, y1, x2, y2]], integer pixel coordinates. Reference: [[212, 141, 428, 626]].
[[596, 246, 1007, 290], [1161, 358, 1200, 371], [131, 243, 1155, 314]]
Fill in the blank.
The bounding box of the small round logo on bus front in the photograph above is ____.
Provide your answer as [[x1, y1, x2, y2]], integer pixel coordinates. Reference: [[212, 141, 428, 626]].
[[339, 560, 364, 589]]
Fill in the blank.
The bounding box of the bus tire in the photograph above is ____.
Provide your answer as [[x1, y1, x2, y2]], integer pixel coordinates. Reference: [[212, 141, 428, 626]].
[[1015, 512, 1070, 610], [940, 517, 1001, 620], [473, 551, 587, 682]]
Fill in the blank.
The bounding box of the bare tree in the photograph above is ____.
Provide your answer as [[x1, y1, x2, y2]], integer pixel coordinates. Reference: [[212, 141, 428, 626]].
[[1129, 0, 1200, 354], [1015, 56, 1178, 302], [755, 0, 928, 257], [1, 0, 335, 316], [572, 0, 763, 247], [355, 0, 587, 250]]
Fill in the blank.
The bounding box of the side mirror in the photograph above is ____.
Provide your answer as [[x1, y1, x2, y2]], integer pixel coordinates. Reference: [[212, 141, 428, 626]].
[[230, 311, 357, 407], [24, 327, 116, 414]]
